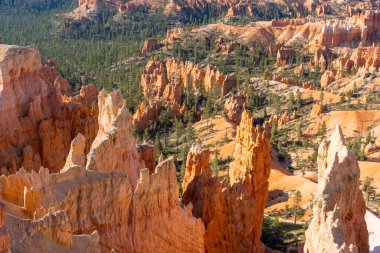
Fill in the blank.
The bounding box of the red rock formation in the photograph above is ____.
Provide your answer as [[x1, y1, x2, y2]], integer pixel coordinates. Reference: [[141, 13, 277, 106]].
[[273, 75, 313, 89], [135, 58, 237, 132], [224, 93, 246, 124], [290, 110, 297, 121], [304, 125, 369, 253], [216, 40, 240, 54], [0, 43, 206, 253], [182, 144, 211, 190], [320, 43, 380, 85], [61, 134, 86, 172], [141, 59, 237, 102], [0, 45, 99, 173], [133, 100, 162, 132], [0, 203, 10, 253], [130, 158, 205, 253], [1, 159, 205, 252], [313, 46, 334, 71], [136, 141, 156, 173], [86, 90, 144, 188], [183, 110, 271, 253], [310, 102, 324, 118], [226, 3, 253, 18], [294, 64, 304, 76], [333, 44, 380, 74], [141, 38, 160, 54], [276, 47, 296, 66], [78, 0, 120, 8], [318, 11, 380, 47], [320, 70, 335, 88], [270, 111, 297, 128]]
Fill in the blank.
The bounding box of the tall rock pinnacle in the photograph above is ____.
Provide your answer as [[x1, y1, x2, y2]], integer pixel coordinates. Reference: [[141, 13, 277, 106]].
[[304, 125, 369, 253]]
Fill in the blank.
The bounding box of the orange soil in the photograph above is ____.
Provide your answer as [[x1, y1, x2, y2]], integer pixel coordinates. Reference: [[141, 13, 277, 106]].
[[306, 110, 380, 138], [193, 116, 237, 160]]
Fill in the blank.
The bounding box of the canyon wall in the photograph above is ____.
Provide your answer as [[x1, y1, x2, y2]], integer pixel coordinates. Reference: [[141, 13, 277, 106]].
[[0, 45, 98, 173], [0, 44, 206, 252], [1, 159, 205, 252], [141, 59, 236, 103], [182, 144, 211, 191], [333, 44, 380, 73], [134, 58, 236, 132], [182, 110, 271, 253], [304, 125, 369, 253], [136, 141, 156, 173], [319, 11, 380, 47]]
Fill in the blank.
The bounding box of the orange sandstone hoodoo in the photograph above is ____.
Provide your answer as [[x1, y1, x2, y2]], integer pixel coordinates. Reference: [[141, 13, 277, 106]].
[[183, 110, 271, 253]]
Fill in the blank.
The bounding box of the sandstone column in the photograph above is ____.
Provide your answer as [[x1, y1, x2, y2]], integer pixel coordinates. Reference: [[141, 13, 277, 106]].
[[304, 125, 369, 253]]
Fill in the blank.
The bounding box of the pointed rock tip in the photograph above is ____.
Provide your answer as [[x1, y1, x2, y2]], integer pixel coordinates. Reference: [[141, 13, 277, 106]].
[[73, 133, 85, 142], [331, 124, 345, 145]]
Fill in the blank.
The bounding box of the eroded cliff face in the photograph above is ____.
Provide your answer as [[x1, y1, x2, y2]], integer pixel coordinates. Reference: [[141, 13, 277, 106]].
[[0, 45, 99, 173], [318, 10, 380, 47], [141, 59, 236, 102], [7, 210, 101, 253], [134, 58, 237, 132], [86, 90, 144, 188], [224, 93, 246, 124], [136, 141, 156, 174], [304, 125, 369, 253], [313, 42, 380, 94], [333, 44, 380, 74], [130, 158, 205, 253], [133, 100, 162, 133], [0, 159, 205, 252], [0, 46, 205, 252], [183, 110, 271, 253], [182, 144, 211, 191]]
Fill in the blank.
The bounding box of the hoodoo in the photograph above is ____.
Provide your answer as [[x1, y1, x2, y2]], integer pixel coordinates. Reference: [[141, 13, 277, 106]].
[[304, 125, 369, 253], [183, 110, 271, 253]]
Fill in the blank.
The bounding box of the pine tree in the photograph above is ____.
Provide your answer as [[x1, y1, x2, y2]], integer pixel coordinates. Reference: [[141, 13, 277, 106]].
[[212, 149, 220, 176], [293, 190, 302, 225], [289, 91, 295, 110], [155, 133, 163, 157], [362, 177, 376, 202], [297, 121, 302, 141], [270, 120, 278, 143], [296, 89, 301, 111]]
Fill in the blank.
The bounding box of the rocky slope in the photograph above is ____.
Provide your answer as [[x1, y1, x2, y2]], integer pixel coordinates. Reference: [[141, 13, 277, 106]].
[[69, 0, 299, 21], [304, 125, 369, 253], [69, 0, 378, 22], [161, 9, 380, 54]]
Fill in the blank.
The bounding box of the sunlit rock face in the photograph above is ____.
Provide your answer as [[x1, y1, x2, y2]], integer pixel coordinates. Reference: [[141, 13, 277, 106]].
[[0, 43, 206, 253], [183, 110, 271, 253], [134, 58, 237, 132], [304, 125, 369, 253], [86, 90, 144, 188], [0, 44, 98, 173]]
